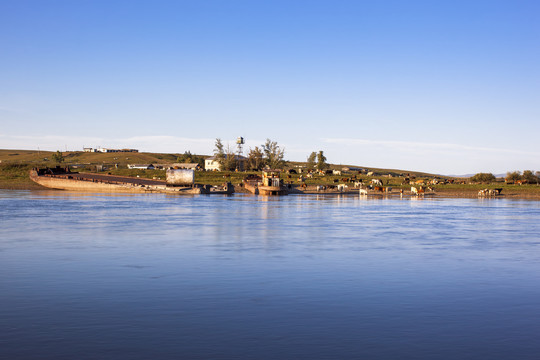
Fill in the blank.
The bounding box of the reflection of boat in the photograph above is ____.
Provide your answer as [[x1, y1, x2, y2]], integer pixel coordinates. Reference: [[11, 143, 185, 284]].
[[30, 167, 234, 195], [243, 170, 288, 196]]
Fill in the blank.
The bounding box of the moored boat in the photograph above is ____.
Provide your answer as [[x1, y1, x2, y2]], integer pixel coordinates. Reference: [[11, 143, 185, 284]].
[[29, 167, 234, 195], [243, 170, 288, 196]]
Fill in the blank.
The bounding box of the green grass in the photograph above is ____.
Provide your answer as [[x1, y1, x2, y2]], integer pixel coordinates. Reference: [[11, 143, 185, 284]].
[[0, 163, 45, 189], [2, 148, 539, 196]]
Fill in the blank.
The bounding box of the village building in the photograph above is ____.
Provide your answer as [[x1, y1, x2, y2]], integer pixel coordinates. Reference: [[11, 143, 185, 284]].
[[83, 147, 139, 153], [205, 155, 247, 171], [170, 163, 201, 170], [127, 164, 155, 170]]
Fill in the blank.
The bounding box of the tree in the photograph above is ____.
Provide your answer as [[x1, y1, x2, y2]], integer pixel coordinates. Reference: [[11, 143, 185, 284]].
[[52, 150, 64, 163], [262, 139, 285, 169], [522, 170, 539, 183], [177, 151, 193, 163], [506, 171, 522, 182], [247, 146, 264, 170], [470, 173, 496, 183], [223, 144, 238, 171], [307, 152, 317, 170], [177, 151, 205, 168], [316, 151, 327, 171], [213, 138, 226, 169]]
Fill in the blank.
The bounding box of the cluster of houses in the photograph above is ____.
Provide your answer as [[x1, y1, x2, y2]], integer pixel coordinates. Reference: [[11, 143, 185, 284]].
[[128, 163, 201, 170], [125, 159, 369, 173], [127, 155, 248, 172], [84, 147, 139, 153]]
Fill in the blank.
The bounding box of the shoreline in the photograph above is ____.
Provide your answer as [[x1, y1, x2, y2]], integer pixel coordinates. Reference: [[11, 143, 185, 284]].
[[3, 181, 540, 200]]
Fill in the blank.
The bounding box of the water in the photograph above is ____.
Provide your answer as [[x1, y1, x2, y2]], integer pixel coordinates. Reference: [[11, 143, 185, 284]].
[[1, 190, 540, 359]]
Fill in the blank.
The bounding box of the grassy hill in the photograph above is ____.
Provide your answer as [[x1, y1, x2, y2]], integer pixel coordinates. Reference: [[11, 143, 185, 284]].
[[0, 149, 185, 189], [0, 149, 181, 166], [1, 148, 451, 190]]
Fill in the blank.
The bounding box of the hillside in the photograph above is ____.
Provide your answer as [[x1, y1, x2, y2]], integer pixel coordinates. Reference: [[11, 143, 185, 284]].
[[0, 149, 182, 166], [1, 149, 445, 179]]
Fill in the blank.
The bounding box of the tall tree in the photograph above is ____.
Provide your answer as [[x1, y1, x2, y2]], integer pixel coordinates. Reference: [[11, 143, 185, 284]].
[[506, 171, 522, 182], [262, 139, 285, 169], [307, 152, 317, 170], [247, 146, 264, 170], [213, 138, 226, 169], [522, 170, 538, 183], [316, 151, 327, 171], [223, 144, 238, 171]]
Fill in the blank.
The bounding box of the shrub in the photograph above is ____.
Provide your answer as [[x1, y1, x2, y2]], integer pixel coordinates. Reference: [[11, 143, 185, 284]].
[[470, 173, 496, 183]]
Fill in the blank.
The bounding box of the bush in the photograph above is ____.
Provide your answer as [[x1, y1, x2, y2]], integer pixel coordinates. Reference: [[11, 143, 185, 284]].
[[470, 173, 496, 183]]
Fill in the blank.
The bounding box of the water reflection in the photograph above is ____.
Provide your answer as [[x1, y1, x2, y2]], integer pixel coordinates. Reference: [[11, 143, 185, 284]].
[[1, 191, 540, 360]]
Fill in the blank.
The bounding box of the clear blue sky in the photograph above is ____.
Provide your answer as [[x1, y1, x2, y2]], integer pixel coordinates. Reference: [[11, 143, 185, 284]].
[[1, 0, 539, 174]]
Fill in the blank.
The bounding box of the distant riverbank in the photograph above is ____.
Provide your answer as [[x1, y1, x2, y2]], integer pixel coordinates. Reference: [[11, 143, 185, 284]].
[[2, 178, 540, 200], [1, 163, 539, 199]]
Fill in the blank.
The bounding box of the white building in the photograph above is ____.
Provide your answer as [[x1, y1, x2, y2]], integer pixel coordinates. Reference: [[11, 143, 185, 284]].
[[205, 155, 246, 171]]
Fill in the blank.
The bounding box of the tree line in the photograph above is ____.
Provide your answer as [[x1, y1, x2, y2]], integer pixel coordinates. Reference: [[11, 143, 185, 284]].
[[471, 170, 540, 183], [213, 138, 331, 172], [214, 138, 286, 171]]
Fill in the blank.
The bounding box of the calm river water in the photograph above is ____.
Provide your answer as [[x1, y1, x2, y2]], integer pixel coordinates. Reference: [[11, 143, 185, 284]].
[[1, 190, 540, 359]]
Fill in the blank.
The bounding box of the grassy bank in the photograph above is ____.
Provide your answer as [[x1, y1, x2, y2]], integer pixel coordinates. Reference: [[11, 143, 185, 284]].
[[2, 149, 539, 199], [0, 163, 46, 190]]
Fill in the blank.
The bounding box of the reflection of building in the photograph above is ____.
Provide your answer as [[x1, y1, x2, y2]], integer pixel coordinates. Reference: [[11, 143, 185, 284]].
[[205, 155, 247, 171]]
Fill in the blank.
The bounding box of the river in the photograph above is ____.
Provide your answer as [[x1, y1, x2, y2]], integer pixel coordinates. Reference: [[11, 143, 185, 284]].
[[1, 190, 540, 359]]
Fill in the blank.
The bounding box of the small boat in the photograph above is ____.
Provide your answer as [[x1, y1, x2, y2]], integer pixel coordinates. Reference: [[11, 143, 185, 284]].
[[243, 170, 288, 196]]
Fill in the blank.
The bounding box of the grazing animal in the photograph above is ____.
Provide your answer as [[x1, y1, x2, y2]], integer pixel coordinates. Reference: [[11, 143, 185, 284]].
[[371, 179, 383, 186], [354, 181, 362, 188], [479, 188, 502, 197], [316, 185, 326, 192], [411, 186, 418, 195], [337, 184, 348, 192], [359, 188, 368, 195], [374, 186, 384, 192], [333, 170, 342, 175]]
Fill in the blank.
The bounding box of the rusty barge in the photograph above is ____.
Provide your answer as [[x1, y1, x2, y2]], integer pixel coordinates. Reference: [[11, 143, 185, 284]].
[[30, 167, 234, 195]]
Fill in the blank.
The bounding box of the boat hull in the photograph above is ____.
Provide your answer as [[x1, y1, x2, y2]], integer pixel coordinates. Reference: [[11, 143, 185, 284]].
[[29, 170, 231, 195]]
